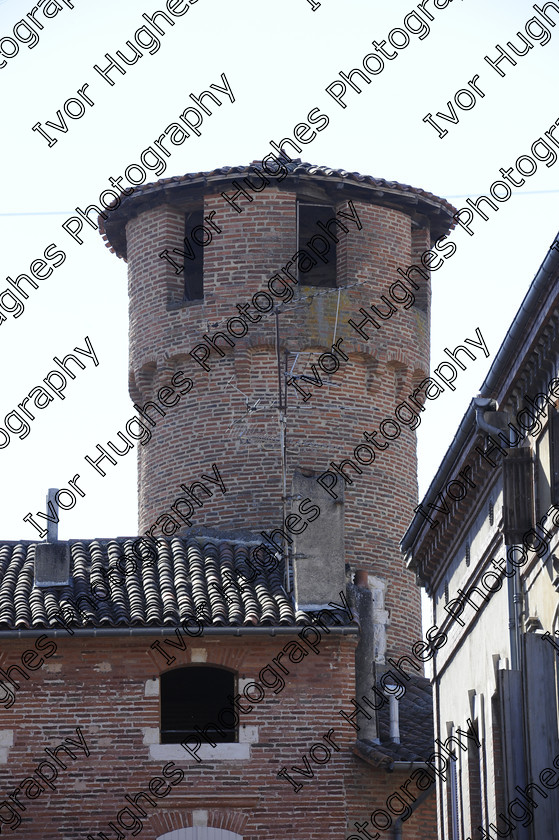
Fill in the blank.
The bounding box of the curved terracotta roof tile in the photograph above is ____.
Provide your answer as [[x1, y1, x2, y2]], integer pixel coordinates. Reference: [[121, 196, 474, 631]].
[[0, 535, 356, 633]]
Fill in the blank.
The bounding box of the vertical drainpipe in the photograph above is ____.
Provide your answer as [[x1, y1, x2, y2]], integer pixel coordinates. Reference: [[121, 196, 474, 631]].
[[431, 588, 445, 839], [509, 547, 521, 672], [388, 694, 400, 744]]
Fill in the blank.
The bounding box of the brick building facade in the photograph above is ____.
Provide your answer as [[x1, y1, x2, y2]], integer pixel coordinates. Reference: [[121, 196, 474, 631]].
[[0, 160, 455, 839]]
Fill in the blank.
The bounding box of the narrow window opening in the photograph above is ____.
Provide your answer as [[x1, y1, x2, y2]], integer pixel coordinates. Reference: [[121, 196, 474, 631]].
[[503, 447, 534, 542], [468, 718, 483, 831], [448, 751, 460, 840], [184, 208, 204, 301], [297, 203, 337, 287], [550, 407, 559, 504]]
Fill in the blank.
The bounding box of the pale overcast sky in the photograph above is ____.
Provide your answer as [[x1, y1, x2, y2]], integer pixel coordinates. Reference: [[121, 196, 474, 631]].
[[1, 0, 558, 540]]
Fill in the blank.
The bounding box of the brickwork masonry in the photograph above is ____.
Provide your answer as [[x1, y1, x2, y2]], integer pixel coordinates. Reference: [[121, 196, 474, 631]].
[[0, 727, 90, 832], [316, 328, 489, 500], [187, 201, 362, 373]]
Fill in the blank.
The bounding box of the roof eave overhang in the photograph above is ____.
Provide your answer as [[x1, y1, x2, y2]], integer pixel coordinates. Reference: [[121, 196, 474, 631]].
[[0, 624, 360, 640], [100, 167, 457, 261]]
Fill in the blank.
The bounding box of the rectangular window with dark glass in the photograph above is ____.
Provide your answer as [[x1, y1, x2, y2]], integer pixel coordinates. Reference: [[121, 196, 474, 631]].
[[549, 407, 559, 505], [503, 446, 534, 542], [161, 666, 236, 744], [297, 203, 337, 287], [536, 420, 551, 517], [184, 208, 204, 301]]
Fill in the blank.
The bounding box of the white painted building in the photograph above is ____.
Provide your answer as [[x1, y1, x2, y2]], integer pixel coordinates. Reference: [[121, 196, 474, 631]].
[[402, 235, 559, 839]]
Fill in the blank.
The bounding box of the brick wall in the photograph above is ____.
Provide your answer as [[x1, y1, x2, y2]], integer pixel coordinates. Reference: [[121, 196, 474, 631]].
[[345, 756, 438, 839], [0, 632, 369, 840]]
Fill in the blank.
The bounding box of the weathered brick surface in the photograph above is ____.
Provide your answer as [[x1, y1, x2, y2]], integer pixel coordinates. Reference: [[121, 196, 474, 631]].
[[0, 632, 438, 839], [127, 188, 431, 653], [0, 634, 357, 839]]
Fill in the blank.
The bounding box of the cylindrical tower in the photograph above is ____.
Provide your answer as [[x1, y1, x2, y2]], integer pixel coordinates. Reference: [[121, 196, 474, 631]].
[[102, 159, 455, 653]]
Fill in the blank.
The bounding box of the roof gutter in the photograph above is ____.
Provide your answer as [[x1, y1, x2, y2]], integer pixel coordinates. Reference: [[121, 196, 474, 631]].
[[353, 743, 432, 773], [387, 760, 431, 771], [480, 237, 559, 395], [400, 398, 476, 558], [401, 234, 559, 559], [0, 625, 359, 640]]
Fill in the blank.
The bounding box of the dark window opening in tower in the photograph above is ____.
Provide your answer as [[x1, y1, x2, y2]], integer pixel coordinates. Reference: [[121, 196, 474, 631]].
[[297, 203, 337, 288], [184, 208, 204, 302], [161, 666, 236, 743]]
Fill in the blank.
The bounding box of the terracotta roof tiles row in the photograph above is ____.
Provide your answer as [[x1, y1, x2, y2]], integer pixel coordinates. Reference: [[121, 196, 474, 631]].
[[0, 536, 352, 632]]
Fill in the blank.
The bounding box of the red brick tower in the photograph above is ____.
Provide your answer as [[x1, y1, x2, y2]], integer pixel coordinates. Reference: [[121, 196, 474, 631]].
[[102, 159, 455, 654]]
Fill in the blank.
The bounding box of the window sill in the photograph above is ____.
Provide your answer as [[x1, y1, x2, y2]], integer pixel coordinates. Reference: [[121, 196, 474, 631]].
[[149, 726, 258, 761], [149, 742, 251, 761], [167, 297, 204, 311]]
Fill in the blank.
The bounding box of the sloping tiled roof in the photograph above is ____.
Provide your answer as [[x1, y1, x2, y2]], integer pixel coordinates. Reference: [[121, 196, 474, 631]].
[[354, 675, 433, 768], [0, 535, 350, 632], [100, 159, 457, 260]]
